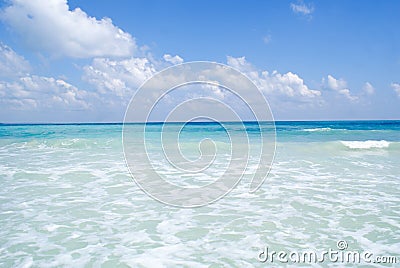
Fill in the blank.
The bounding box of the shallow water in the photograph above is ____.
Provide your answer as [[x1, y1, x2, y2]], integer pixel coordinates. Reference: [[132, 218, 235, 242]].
[[0, 121, 399, 267]]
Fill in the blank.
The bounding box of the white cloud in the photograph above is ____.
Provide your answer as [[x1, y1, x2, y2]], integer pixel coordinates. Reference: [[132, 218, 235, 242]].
[[0, 75, 95, 110], [391, 82, 400, 97], [363, 82, 375, 95], [290, 1, 314, 16], [163, 54, 184, 65], [0, 43, 96, 110], [83, 57, 157, 97], [1, 0, 135, 58], [201, 83, 226, 99], [227, 56, 321, 99], [323, 75, 357, 101], [82, 52, 186, 99], [0, 43, 30, 78]]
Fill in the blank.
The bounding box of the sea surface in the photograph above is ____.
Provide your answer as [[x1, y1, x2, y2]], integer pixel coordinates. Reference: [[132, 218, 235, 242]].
[[0, 121, 399, 267]]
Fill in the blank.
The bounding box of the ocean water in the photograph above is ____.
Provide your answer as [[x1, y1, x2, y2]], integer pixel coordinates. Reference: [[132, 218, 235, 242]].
[[0, 121, 399, 267]]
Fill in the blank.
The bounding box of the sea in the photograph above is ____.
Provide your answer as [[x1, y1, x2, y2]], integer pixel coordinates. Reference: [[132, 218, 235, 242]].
[[0, 121, 399, 267]]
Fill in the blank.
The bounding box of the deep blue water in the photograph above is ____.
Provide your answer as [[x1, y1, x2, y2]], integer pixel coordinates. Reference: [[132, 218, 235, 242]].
[[1, 120, 399, 142]]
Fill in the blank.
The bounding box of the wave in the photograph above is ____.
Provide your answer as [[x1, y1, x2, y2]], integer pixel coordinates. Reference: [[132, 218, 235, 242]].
[[303, 128, 332, 132], [340, 140, 390, 149]]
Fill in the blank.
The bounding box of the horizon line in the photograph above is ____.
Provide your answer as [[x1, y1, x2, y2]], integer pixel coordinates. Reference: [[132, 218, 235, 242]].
[[1, 119, 400, 126]]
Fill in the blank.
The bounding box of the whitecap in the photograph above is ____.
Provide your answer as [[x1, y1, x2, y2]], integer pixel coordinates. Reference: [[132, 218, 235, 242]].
[[340, 140, 390, 149], [303, 127, 332, 132]]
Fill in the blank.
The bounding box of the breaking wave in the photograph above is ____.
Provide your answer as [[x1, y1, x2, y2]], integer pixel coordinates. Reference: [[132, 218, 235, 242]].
[[340, 140, 390, 149]]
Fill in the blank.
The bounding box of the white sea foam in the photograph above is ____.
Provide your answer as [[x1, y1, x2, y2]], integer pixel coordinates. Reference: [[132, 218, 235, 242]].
[[1, 124, 399, 267], [303, 127, 332, 132], [341, 140, 390, 149]]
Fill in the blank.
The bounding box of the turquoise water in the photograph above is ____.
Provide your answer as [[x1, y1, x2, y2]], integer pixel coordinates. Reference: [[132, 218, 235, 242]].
[[0, 121, 399, 267]]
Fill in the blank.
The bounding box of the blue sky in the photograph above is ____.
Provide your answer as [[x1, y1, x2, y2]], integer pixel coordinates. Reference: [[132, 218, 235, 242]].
[[0, 0, 399, 122]]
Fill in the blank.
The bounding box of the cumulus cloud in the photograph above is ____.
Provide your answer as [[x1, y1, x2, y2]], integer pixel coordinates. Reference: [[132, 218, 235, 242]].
[[290, 1, 314, 16], [163, 54, 184, 65], [83, 57, 157, 97], [0, 44, 96, 111], [0, 43, 30, 78], [200, 83, 227, 99], [363, 82, 375, 95], [0, 75, 95, 110], [1, 0, 135, 58], [227, 56, 321, 99], [391, 82, 400, 97], [82, 52, 186, 99], [323, 75, 357, 101]]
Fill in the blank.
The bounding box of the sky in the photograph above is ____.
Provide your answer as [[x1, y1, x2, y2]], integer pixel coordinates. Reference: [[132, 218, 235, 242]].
[[0, 0, 399, 123]]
